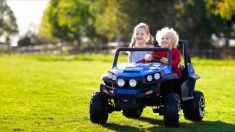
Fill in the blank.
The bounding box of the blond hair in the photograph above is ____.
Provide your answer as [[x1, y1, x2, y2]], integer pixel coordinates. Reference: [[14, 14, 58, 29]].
[[156, 27, 179, 48], [130, 22, 153, 47]]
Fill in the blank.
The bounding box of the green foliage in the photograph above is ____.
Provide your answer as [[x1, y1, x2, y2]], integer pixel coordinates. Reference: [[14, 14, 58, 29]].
[[207, 0, 235, 21], [18, 31, 42, 46], [40, 0, 235, 50], [0, 0, 18, 43], [205, 0, 235, 38], [91, 0, 177, 41], [0, 54, 235, 131], [174, 0, 211, 38], [91, 0, 129, 41], [40, 0, 95, 43]]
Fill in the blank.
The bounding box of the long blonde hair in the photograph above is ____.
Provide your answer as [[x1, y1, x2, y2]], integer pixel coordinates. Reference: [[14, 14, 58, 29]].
[[156, 27, 179, 48], [129, 23, 154, 47]]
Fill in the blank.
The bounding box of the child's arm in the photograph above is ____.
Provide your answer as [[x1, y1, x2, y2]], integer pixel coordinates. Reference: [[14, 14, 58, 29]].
[[158, 49, 180, 66]]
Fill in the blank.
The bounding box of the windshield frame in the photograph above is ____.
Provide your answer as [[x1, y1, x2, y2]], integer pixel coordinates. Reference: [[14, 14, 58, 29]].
[[113, 48, 172, 69]]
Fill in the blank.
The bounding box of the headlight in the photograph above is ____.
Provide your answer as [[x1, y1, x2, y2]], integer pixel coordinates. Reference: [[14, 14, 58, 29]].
[[154, 73, 161, 80], [147, 75, 153, 81], [117, 78, 125, 87], [107, 72, 112, 79], [129, 79, 137, 87], [106, 72, 117, 81], [112, 75, 117, 81]]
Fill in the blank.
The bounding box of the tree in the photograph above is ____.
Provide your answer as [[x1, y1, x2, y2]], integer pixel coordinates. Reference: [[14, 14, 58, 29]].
[[41, 0, 178, 43], [90, 0, 179, 42], [207, 0, 235, 21], [93, 0, 235, 48], [206, 0, 235, 38], [40, 0, 235, 51], [0, 0, 18, 44], [90, 0, 129, 41], [18, 31, 41, 46], [40, 0, 95, 48], [172, 0, 213, 49]]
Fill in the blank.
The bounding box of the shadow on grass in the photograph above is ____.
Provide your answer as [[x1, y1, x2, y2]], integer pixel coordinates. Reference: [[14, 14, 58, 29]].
[[147, 120, 235, 132], [102, 123, 143, 132], [102, 117, 165, 131], [136, 116, 164, 126], [102, 116, 235, 132]]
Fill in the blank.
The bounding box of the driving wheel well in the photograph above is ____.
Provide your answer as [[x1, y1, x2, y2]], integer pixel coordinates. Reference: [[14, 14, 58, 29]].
[[160, 79, 181, 97]]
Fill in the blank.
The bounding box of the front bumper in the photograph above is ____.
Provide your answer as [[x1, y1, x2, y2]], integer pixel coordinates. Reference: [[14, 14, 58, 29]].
[[100, 84, 160, 97], [100, 84, 161, 108]]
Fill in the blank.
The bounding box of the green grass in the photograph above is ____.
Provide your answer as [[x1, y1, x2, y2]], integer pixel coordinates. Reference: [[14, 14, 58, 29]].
[[0, 54, 234, 131]]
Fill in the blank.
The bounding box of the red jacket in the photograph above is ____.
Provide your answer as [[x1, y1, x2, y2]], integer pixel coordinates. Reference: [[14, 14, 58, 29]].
[[151, 48, 182, 78]]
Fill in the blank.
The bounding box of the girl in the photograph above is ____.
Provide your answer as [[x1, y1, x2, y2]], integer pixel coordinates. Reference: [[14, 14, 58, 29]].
[[128, 22, 154, 63], [144, 27, 182, 78]]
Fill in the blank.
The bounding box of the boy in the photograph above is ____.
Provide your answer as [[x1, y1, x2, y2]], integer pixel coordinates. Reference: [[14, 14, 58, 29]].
[[144, 27, 182, 78]]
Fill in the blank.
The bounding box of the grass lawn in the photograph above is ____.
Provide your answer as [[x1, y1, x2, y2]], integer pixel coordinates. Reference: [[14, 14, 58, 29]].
[[0, 54, 234, 131]]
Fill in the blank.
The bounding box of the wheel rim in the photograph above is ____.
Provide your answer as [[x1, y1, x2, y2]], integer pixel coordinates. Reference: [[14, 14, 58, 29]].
[[178, 99, 180, 121], [199, 96, 205, 117]]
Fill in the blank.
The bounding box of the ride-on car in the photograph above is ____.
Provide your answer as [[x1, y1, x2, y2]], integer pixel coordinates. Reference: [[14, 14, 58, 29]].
[[89, 40, 205, 127]]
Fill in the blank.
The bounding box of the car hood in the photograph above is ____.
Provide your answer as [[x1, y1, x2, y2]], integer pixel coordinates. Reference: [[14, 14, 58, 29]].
[[112, 63, 171, 77]]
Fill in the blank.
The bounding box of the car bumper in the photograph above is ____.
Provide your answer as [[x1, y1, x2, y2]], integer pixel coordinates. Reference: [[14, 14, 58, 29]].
[[100, 84, 160, 97]]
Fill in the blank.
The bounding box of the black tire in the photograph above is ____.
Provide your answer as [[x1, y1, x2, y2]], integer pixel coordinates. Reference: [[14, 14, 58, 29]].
[[122, 106, 143, 118], [89, 92, 108, 124], [164, 93, 180, 127], [183, 91, 205, 121]]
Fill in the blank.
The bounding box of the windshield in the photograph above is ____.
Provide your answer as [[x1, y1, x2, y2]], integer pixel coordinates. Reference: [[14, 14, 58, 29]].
[[113, 48, 171, 68]]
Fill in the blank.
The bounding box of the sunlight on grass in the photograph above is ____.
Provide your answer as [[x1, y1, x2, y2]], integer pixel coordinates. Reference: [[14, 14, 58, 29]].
[[0, 54, 234, 131]]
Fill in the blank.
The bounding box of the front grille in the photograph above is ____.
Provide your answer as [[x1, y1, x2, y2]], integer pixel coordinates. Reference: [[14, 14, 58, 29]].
[[123, 71, 140, 73]]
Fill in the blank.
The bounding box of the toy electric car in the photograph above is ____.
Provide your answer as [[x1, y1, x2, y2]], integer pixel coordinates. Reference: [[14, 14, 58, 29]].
[[89, 40, 205, 127]]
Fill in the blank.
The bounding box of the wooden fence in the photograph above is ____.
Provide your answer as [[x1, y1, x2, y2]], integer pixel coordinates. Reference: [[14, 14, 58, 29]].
[[1, 42, 234, 59]]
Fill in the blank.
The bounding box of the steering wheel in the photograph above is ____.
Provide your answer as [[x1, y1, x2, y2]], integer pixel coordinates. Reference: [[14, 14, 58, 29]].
[[148, 55, 162, 63]]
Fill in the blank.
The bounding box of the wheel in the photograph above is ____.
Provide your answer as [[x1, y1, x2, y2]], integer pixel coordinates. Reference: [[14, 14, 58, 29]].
[[164, 93, 180, 127], [183, 90, 205, 121], [89, 92, 108, 124], [122, 106, 143, 118], [183, 91, 205, 121]]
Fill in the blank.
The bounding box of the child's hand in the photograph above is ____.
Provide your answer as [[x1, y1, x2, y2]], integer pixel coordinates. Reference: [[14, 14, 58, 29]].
[[160, 57, 168, 64], [144, 54, 153, 61]]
